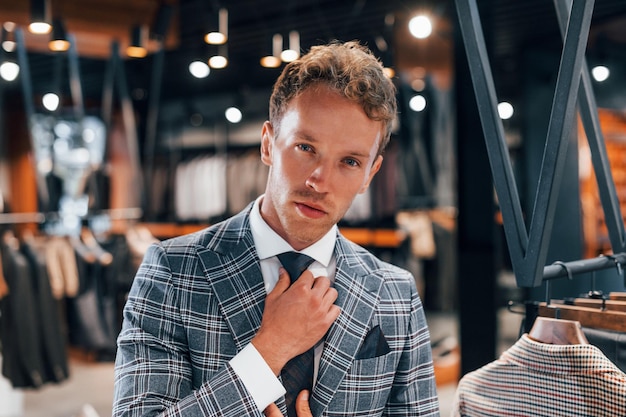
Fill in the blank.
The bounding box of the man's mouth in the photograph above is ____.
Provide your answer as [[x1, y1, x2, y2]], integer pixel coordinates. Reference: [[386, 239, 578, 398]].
[[295, 202, 326, 219]]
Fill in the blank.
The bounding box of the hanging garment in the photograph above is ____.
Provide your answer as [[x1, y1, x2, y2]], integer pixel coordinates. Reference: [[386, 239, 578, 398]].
[[583, 326, 626, 374], [65, 248, 117, 360], [45, 236, 80, 299], [0, 233, 46, 388], [21, 238, 69, 383], [0, 251, 9, 299], [226, 150, 268, 216], [452, 333, 626, 417]]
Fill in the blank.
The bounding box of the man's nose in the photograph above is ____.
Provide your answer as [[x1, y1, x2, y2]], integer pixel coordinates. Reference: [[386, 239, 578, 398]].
[[305, 161, 333, 192]]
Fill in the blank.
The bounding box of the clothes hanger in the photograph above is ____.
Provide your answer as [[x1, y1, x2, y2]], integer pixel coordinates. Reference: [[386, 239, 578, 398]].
[[80, 227, 113, 266], [538, 302, 626, 333], [554, 290, 626, 312], [2, 229, 20, 251], [69, 234, 98, 264], [610, 292, 626, 301], [125, 224, 158, 254], [527, 316, 589, 345], [565, 297, 626, 312], [536, 261, 626, 332]]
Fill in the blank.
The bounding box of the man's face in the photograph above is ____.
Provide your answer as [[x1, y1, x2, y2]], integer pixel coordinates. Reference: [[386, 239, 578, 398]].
[[260, 85, 384, 250]]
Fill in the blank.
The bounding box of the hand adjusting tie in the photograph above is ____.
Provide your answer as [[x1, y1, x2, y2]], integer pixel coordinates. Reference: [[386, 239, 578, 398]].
[[276, 251, 316, 417]]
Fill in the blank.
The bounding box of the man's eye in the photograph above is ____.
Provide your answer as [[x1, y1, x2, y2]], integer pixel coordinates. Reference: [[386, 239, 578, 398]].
[[298, 144, 313, 152], [344, 158, 359, 167]]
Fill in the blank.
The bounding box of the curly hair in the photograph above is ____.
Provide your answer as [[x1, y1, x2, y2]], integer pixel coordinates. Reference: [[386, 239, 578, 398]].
[[269, 40, 397, 155]]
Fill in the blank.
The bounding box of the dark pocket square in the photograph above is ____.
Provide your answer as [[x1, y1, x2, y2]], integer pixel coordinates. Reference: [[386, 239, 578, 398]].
[[355, 325, 391, 359]]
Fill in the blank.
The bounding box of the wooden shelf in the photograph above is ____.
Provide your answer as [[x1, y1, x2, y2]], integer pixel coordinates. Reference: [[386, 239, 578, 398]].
[[141, 222, 208, 239], [141, 222, 407, 248], [340, 227, 407, 248]]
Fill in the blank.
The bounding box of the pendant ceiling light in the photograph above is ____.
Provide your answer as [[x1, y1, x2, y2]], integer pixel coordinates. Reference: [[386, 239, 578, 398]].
[[280, 31, 300, 62], [49, 18, 70, 52], [260, 34, 283, 68], [29, 0, 52, 34], [208, 44, 228, 69], [127, 25, 148, 58], [204, 8, 228, 45], [0, 26, 19, 82]]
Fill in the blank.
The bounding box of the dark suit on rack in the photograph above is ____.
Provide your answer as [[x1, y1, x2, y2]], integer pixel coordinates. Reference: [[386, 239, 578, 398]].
[[113, 205, 438, 416], [22, 239, 69, 384], [0, 234, 46, 388]]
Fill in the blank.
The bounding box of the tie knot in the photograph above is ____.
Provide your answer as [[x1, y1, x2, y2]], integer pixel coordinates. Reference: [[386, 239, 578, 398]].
[[277, 252, 315, 284]]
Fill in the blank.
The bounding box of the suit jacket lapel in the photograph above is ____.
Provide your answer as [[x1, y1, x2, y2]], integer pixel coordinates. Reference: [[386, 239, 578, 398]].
[[196, 210, 267, 351], [195, 213, 385, 416], [311, 237, 384, 417]]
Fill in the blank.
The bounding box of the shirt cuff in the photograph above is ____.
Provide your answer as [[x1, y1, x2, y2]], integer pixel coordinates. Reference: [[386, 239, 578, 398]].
[[229, 343, 286, 411]]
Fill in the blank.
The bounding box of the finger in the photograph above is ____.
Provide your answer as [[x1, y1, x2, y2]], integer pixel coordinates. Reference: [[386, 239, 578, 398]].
[[295, 390, 313, 417], [269, 268, 291, 296], [291, 269, 315, 287], [263, 403, 282, 417], [328, 304, 341, 321], [317, 285, 339, 309], [310, 275, 331, 292]]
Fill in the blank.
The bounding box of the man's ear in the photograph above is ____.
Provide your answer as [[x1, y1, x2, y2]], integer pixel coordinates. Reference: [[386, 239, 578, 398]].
[[260, 121, 274, 166], [359, 155, 383, 193]]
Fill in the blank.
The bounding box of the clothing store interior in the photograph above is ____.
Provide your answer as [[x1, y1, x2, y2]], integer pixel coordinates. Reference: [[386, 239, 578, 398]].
[[2, 0, 626, 416]]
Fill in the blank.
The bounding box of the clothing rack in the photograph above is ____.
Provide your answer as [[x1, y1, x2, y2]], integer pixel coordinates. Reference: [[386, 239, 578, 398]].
[[0, 208, 142, 226], [543, 252, 626, 282], [0, 212, 46, 225]]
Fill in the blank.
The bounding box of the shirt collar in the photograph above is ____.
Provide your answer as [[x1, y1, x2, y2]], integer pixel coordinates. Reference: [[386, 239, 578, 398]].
[[250, 195, 337, 267], [505, 334, 620, 375]]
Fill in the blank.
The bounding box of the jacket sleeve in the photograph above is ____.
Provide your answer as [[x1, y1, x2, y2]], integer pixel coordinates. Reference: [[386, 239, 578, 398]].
[[112, 243, 263, 417], [384, 277, 439, 416]]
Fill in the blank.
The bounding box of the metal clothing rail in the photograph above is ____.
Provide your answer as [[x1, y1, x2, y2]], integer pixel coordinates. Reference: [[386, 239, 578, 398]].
[[455, 0, 626, 287], [0, 208, 143, 225], [543, 252, 625, 282]]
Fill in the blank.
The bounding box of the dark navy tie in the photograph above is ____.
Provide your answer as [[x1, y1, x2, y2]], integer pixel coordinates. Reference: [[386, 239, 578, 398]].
[[277, 252, 315, 417], [277, 252, 315, 284]]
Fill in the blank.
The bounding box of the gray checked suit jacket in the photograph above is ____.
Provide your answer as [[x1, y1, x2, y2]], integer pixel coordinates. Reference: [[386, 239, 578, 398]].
[[113, 205, 439, 417]]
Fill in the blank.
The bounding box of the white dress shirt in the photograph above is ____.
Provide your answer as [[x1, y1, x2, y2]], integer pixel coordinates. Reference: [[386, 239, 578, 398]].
[[229, 195, 337, 411]]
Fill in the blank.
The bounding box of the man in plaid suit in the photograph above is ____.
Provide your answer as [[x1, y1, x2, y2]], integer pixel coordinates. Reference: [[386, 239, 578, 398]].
[[113, 41, 439, 417]]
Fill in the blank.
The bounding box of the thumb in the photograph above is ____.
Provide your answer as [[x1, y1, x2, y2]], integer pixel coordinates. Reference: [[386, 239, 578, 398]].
[[266, 268, 291, 301], [263, 403, 282, 417], [295, 390, 313, 417], [274, 267, 292, 291]]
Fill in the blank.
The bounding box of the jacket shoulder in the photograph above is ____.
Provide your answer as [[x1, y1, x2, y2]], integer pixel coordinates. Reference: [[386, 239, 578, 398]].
[[337, 234, 412, 279], [159, 206, 252, 254]]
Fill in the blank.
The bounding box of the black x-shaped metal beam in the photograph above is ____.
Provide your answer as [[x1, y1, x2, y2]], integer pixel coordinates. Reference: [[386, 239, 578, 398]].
[[456, 0, 626, 287]]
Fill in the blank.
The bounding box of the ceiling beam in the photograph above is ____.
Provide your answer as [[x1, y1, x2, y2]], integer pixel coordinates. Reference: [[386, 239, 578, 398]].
[[0, 0, 179, 59]]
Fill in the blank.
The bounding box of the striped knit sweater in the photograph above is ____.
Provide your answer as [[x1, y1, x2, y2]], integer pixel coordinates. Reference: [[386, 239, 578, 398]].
[[452, 333, 626, 416]]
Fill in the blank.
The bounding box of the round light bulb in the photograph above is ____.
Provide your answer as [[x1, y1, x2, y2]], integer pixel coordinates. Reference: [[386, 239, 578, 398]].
[[225, 107, 242, 123], [260, 56, 281, 68], [208, 55, 228, 69], [29, 22, 52, 34], [408, 15, 432, 39], [497, 101, 514, 120], [42, 93, 60, 111], [0, 61, 19, 81], [280, 49, 299, 62], [205, 32, 227, 45], [591, 65, 610, 82], [189, 61, 210, 78], [409, 95, 427, 112], [126, 46, 147, 58]]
